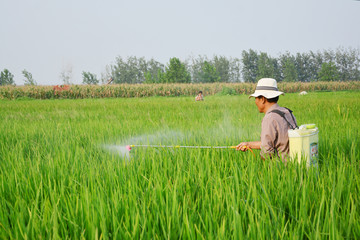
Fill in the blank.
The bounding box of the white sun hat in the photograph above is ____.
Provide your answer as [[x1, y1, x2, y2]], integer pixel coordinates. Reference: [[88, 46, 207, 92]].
[[249, 78, 284, 99]]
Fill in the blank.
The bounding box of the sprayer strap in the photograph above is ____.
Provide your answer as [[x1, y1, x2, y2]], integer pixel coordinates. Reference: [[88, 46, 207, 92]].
[[269, 108, 298, 130], [284, 108, 298, 128]]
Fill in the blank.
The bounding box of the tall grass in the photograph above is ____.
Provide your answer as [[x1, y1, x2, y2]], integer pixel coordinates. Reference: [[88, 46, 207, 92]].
[[0, 92, 359, 239]]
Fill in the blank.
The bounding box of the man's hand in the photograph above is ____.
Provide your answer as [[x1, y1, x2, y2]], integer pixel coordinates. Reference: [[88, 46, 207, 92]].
[[236, 141, 261, 151], [236, 142, 250, 151]]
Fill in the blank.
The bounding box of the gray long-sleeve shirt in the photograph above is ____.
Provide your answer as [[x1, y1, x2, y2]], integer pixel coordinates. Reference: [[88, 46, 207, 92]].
[[260, 104, 297, 160]]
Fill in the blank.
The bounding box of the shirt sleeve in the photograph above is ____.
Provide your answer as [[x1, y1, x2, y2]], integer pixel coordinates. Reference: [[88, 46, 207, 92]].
[[260, 115, 278, 159]]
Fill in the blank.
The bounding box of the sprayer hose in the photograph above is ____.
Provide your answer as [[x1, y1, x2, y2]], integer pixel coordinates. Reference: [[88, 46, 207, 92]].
[[130, 144, 256, 158]]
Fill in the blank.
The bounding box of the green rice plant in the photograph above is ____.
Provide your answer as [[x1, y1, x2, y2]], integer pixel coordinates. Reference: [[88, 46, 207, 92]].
[[0, 92, 359, 239]]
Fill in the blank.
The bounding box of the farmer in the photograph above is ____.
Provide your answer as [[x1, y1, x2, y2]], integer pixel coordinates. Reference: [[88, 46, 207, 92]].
[[236, 78, 297, 160], [195, 91, 204, 101]]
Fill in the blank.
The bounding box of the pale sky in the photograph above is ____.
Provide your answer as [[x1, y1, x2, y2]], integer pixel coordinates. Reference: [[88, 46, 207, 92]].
[[1, 0, 359, 85]]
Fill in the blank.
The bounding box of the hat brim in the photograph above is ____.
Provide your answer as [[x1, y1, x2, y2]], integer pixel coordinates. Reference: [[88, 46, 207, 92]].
[[249, 90, 284, 99]]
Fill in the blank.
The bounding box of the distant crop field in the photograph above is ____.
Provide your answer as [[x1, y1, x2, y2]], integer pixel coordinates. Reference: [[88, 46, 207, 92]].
[[0, 92, 359, 239], [1, 81, 360, 99]]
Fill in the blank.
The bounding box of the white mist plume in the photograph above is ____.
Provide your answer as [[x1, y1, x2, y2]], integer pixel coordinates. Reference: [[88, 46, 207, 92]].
[[104, 145, 131, 160], [103, 130, 187, 160]]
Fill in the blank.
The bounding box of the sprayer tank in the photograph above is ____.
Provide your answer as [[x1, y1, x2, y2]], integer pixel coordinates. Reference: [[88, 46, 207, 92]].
[[288, 124, 319, 167]]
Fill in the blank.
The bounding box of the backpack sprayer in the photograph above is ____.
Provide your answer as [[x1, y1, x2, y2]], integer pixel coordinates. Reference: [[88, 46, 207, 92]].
[[270, 108, 319, 167], [126, 144, 255, 157]]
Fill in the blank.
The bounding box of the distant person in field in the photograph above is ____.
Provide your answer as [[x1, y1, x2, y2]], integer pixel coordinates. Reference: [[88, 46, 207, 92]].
[[236, 78, 298, 161], [195, 91, 204, 101]]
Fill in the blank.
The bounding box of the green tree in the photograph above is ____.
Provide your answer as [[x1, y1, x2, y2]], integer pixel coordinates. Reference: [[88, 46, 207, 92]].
[[322, 49, 335, 63], [188, 55, 207, 83], [318, 62, 340, 81], [308, 51, 323, 81], [144, 69, 166, 83], [282, 59, 298, 82], [111, 56, 142, 84], [272, 59, 282, 82], [111, 56, 164, 84], [82, 71, 99, 85], [199, 61, 220, 83], [144, 72, 153, 83], [257, 52, 275, 80], [164, 58, 191, 83], [143, 59, 165, 83], [294, 53, 312, 82], [241, 49, 258, 82], [0, 69, 15, 85], [279, 53, 298, 82], [228, 57, 242, 82], [22, 69, 37, 85], [335, 47, 360, 81], [212, 55, 230, 82]]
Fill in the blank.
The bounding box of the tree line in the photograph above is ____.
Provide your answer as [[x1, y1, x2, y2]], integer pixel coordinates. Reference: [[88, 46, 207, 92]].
[[106, 47, 360, 84], [242, 47, 360, 82], [1, 47, 359, 86]]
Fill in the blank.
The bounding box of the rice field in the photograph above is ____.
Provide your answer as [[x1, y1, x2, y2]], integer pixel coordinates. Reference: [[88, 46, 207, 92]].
[[0, 91, 359, 239]]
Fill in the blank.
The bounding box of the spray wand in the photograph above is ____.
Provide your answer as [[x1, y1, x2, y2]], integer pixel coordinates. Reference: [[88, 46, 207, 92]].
[[126, 144, 255, 157]]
